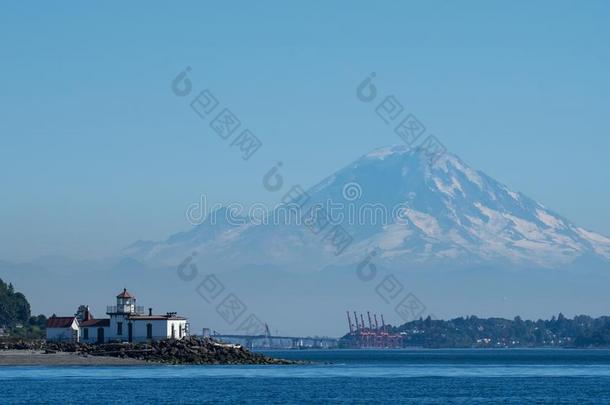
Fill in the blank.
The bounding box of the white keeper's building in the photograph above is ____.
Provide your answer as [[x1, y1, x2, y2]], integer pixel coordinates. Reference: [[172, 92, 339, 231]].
[[46, 289, 189, 343]]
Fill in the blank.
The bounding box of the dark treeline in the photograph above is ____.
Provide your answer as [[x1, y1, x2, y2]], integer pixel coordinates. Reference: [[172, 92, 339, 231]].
[[391, 314, 610, 348], [0, 279, 46, 338]]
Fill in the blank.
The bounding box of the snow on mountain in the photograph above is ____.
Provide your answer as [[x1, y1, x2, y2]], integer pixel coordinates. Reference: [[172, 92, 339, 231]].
[[124, 145, 610, 271]]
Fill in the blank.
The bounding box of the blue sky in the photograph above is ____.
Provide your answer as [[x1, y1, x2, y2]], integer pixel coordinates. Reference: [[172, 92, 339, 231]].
[[1, 1, 609, 261]]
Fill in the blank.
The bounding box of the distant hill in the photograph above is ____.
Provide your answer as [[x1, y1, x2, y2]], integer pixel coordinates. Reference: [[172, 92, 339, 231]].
[[353, 314, 610, 348]]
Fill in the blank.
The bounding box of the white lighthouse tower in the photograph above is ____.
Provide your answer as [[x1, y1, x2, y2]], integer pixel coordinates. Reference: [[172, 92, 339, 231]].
[[115, 288, 137, 314], [106, 288, 144, 342]]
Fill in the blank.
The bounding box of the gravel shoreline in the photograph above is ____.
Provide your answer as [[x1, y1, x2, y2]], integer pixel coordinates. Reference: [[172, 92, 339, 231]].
[[0, 350, 147, 366]]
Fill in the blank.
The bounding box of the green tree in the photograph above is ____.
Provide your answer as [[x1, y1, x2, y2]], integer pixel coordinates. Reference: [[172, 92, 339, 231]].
[[0, 278, 32, 327]]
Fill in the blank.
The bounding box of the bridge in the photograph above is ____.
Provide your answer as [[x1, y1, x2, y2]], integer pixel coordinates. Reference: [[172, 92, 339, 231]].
[[212, 332, 338, 349]]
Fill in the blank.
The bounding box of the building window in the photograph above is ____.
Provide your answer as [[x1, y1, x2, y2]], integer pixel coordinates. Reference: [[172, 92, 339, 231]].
[[179, 324, 182, 338], [117, 322, 123, 335], [84, 328, 89, 340], [171, 324, 175, 339], [147, 323, 152, 339]]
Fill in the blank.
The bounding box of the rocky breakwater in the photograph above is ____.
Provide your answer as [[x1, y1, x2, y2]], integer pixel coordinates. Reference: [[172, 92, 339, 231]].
[[0, 339, 45, 350], [38, 337, 299, 365]]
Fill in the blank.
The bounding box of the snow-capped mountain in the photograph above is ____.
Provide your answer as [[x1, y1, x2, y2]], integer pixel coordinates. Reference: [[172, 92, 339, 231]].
[[124, 145, 610, 271]]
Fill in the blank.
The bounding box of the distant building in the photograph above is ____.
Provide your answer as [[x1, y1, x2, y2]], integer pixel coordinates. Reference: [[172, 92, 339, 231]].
[[46, 316, 79, 342], [46, 289, 189, 343], [76, 305, 110, 343]]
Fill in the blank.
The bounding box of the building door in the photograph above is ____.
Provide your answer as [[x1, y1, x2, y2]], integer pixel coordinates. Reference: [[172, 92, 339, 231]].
[[128, 323, 133, 342], [97, 327, 104, 344]]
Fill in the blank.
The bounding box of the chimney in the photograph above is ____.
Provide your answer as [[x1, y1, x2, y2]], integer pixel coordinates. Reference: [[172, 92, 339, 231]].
[[148, 307, 153, 316]]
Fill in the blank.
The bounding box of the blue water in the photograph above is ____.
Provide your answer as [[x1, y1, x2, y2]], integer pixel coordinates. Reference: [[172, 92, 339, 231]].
[[3, 349, 610, 403]]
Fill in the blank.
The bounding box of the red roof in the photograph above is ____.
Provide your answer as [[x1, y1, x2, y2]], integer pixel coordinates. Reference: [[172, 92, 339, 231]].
[[46, 316, 76, 328], [80, 319, 110, 327], [116, 288, 134, 299]]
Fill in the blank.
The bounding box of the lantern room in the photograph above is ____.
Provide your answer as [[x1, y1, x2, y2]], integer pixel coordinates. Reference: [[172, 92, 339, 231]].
[[116, 288, 136, 314]]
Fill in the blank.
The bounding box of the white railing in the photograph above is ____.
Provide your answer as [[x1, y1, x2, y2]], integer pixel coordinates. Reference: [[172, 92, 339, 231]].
[[106, 306, 145, 314]]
